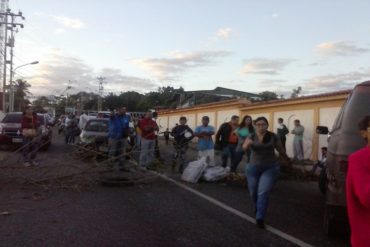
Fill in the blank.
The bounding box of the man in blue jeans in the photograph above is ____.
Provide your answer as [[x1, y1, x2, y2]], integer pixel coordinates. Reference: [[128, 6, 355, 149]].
[[108, 107, 130, 171]]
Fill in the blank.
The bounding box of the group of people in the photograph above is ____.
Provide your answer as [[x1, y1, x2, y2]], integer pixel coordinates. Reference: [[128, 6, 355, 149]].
[[19, 103, 370, 238], [104, 108, 160, 170], [161, 114, 307, 229], [171, 115, 307, 173]]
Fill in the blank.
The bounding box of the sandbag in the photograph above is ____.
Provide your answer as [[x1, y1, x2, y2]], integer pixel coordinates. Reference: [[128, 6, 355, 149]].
[[181, 157, 208, 183], [203, 166, 227, 182]]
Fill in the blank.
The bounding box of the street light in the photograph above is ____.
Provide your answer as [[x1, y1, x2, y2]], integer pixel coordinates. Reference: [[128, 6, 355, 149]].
[[9, 61, 39, 112]]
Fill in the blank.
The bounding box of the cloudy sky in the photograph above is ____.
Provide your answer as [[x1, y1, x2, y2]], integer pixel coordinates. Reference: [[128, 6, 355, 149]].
[[10, 0, 370, 96]]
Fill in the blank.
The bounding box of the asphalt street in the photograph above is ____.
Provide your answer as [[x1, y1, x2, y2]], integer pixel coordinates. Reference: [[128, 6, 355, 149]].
[[0, 133, 350, 247]]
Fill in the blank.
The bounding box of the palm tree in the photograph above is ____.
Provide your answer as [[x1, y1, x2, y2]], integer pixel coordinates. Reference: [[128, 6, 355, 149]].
[[14, 79, 31, 111]]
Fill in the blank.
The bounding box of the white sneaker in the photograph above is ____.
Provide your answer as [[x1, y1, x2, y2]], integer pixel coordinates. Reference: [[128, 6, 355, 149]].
[[24, 162, 32, 167]]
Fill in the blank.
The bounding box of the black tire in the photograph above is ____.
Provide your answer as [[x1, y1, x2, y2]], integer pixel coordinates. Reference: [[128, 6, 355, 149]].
[[319, 166, 327, 195], [324, 205, 350, 238]]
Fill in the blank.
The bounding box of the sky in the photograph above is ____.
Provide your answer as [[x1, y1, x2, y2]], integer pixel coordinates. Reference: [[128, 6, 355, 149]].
[[8, 0, 370, 97]]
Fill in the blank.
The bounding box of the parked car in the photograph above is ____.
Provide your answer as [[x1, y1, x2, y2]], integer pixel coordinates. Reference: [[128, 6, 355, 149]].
[[0, 112, 53, 151], [79, 118, 109, 153], [316, 80, 370, 236], [98, 111, 111, 119]]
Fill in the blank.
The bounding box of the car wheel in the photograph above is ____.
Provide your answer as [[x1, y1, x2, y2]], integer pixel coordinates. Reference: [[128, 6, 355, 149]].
[[318, 166, 327, 195]]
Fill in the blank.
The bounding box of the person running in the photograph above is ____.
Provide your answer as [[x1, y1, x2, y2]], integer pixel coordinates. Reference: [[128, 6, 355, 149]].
[[276, 118, 289, 151], [194, 116, 215, 166], [243, 117, 289, 229], [346, 115, 370, 247], [108, 107, 130, 170], [138, 111, 159, 168], [215, 115, 240, 169], [171, 117, 194, 173], [21, 106, 40, 167], [231, 115, 254, 173], [291, 119, 305, 161]]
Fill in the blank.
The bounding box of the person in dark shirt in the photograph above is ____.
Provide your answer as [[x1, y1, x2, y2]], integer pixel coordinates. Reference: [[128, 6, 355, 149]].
[[276, 118, 289, 151], [163, 128, 170, 145], [215, 115, 240, 169], [171, 117, 193, 173]]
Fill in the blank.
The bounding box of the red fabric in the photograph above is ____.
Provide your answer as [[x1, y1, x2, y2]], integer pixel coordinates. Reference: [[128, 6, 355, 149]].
[[138, 118, 158, 140], [346, 146, 370, 247], [21, 114, 39, 129], [228, 131, 238, 144]]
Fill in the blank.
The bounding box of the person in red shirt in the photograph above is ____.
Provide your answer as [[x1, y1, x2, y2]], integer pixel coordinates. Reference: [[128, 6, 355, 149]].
[[346, 115, 370, 247], [21, 106, 40, 167], [138, 111, 159, 168]]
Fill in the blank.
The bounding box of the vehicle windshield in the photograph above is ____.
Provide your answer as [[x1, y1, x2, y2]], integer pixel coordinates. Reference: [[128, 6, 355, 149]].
[[85, 120, 109, 132], [2, 114, 22, 123]]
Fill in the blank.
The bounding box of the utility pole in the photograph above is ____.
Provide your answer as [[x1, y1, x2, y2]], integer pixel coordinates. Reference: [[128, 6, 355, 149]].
[[0, 8, 24, 112], [0, 0, 8, 112], [97, 76, 105, 112]]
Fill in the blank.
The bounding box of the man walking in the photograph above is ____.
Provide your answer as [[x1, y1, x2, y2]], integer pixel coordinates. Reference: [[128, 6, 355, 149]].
[[171, 117, 193, 173], [138, 111, 159, 168], [215, 115, 240, 169], [65, 114, 78, 144], [291, 119, 305, 161], [194, 116, 215, 166], [108, 107, 130, 170], [21, 106, 40, 167], [276, 118, 289, 151]]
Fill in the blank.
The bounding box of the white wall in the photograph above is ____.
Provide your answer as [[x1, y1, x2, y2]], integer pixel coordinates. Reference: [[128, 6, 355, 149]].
[[168, 115, 180, 131], [274, 110, 314, 159], [217, 109, 240, 129], [181, 113, 196, 130], [168, 114, 197, 131], [197, 112, 216, 128], [156, 116, 168, 132], [318, 107, 341, 157], [248, 113, 270, 122]]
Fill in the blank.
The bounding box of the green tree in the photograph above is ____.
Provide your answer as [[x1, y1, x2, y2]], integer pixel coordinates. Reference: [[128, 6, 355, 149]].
[[258, 91, 279, 101], [32, 96, 50, 112], [55, 97, 66, 116], [13, 79, 31, 111], [291, 86, 302, 98]]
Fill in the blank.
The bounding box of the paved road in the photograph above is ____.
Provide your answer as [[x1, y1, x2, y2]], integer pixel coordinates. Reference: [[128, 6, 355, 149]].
[[0, 133, 350, 247]]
